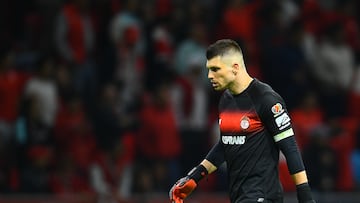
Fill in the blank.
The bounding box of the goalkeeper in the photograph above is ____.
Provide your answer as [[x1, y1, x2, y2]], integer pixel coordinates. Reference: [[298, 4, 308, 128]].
[[169, 39, 316, 203]]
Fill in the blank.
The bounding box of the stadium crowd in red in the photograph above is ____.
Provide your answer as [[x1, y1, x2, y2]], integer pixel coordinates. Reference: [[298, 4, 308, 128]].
[[0, 0, 360, 201]]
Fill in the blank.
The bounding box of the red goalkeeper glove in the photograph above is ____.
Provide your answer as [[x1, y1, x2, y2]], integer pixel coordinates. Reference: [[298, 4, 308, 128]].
[[169, 177, 197, 203], [169, 165, 208, 203]]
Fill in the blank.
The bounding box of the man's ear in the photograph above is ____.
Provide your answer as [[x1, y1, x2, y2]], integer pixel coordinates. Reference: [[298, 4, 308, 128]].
[[233, 63, 240, 70], [232, 63, 239, 75]]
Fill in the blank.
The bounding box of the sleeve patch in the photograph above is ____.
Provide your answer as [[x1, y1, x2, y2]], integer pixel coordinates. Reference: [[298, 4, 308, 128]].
[[271, 103, 284, 115], [275, 112, 291, 130]]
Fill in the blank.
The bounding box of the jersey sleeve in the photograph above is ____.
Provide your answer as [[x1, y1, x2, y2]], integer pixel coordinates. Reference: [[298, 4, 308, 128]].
[[258, 92, 294, 142], [258, 91, 305, 174], [205, 139, 225, 167]]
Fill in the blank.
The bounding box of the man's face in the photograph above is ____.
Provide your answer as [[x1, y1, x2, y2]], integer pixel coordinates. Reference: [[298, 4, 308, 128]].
[[206, 56, 235, 91]]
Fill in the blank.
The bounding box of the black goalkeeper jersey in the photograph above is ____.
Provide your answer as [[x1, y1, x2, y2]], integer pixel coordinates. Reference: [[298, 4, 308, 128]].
[[217, 78, 295, 203]]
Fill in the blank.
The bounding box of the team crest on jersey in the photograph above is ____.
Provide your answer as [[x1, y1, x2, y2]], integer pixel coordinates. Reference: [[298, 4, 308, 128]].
[[271, 103, 283, 115], [240, 116, 250, 129]]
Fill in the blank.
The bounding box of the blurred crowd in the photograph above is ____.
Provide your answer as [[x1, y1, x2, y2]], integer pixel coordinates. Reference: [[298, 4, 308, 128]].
[[1, 0, 360, 201]]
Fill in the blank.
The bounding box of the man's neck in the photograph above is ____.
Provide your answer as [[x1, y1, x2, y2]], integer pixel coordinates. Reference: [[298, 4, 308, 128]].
[[228, 74, 254, 95]]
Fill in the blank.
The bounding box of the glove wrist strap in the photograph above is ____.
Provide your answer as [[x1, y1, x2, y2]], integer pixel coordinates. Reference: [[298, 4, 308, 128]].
[[187, 165, 208, 183], [296, 183, 314, 203]]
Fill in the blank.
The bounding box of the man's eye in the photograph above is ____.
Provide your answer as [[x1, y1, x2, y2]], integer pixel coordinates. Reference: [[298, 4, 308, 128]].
[[211, 68, 220, 72]]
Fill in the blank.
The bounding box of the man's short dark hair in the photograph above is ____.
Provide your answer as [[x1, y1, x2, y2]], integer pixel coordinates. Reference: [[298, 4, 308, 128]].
[[206, 39, 243, 60]]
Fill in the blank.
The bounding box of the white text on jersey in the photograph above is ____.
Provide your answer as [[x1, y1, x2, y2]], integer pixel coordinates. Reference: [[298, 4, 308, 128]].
[[222, 136, 246, 145]]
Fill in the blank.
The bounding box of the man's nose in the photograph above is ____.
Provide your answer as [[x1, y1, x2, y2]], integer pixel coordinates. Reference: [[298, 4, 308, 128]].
[[208, 71, 213, 79]]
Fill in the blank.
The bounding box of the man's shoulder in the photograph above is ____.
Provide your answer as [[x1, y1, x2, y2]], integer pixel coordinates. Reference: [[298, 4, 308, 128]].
[[248, 79, 276, 98]]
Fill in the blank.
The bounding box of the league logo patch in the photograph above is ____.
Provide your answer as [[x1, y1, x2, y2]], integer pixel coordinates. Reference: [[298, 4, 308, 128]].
[[240, 116, 250, 129], [271, 103, 283, 115]]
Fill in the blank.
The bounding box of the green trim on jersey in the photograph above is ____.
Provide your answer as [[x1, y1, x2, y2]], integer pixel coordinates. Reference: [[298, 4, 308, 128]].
[[274, 128, 294, 142]]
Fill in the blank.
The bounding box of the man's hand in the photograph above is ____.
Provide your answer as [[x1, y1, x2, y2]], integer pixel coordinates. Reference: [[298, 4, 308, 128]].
[[169, 164, 208, 203], [169, 177, 197, 203]]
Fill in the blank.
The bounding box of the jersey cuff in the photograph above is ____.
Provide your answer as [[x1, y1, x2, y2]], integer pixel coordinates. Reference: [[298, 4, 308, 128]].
[[273, 128, 294, 142]]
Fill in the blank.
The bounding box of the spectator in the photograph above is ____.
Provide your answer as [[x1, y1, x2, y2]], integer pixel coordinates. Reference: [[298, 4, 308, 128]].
[[24, 56, 58, 130], [92, 83, 124, 152], [349, 64, 360, 118], [257, 1, 286, 78], [0, 132, 18, 193], [258, 4, 312, 109], [49, 153, 94, 195], [221, 0, 261, 45], [16, 94, 53, 149], [20, 146, 53, 193], [15, 92, 55, 192], [309, 22, 355, 117], [54, 0, 97, 103], [16, 55, 58, 168], [109, 3, 145, 112], [55, 64, 75, 105], [0, 48, 29, 142], [171, 55, 211, 173], [350, 129, 360, 189], [55, 0, 95, 65], [135, 78, 182, 192], [54, 93, 95, 164], [173, 22, 208, 82], [328, 118, 357, 191], [89, 132, 135, 202], [290, 91, 324, 150], [303, 124, 339, 192]]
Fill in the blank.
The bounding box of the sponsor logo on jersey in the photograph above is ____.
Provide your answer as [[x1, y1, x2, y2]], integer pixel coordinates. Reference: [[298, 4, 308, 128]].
[[275, 112, 291, 130], [222, 136, 246, 145], [240, 116, 250, 129], [271, 103, 283, 115]]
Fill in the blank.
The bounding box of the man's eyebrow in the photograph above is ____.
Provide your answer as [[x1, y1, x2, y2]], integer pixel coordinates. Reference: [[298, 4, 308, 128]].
[[207, 65, 220, 69]]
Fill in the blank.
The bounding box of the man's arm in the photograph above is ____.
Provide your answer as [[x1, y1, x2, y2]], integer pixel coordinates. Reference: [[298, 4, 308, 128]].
[[203, 139, 225, 173], [276, 133, 306, 179], [277, 136, 315, 203], [258, 92, 316, 203], [292, 170, 308, 185], [185, 139, 225, 181], [169, 140, 225, 202], [200, 159, 218, 174]]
